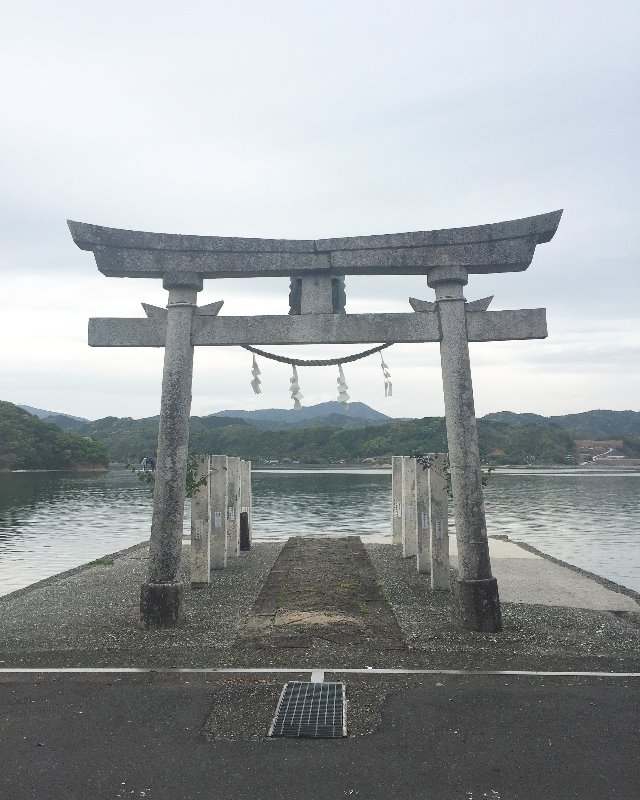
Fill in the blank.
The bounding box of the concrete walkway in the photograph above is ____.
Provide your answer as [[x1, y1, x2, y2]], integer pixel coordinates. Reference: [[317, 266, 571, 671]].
[[450, 536, 640, 612]]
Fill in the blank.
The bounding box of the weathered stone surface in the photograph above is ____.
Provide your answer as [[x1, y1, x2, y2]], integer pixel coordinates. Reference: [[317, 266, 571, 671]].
[[300, 274, 334, 313], [190, 455, 210, 585], [432, 280, 501, 631], [457, 577, 503, 632], [147, 286, 197, 589], [401, 457, 417, 559], [328, 237, 537, 274], [466, 308, 547, 341], [68, 210, 562, 280], [89, 317, 166, 347], [226, 457, 241, 557], [240, 460, 252, 545], [428, 454, 450, 591], [139, 581, 184, 629], [415, 462, 430, 574], [68, 221, 316, 253], [92, 247, 330, 279], [391, 456, 403, 545], [209, 455, 228, 571], [89, 308, 547, 348], [315, 210, 562, 251]]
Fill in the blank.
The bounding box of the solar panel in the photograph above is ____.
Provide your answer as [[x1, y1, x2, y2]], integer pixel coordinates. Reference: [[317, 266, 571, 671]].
[[268, 681, 347, 739]]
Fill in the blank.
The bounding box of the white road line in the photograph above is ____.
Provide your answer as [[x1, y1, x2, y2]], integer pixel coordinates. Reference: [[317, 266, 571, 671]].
[[0, 667, 638, 677]]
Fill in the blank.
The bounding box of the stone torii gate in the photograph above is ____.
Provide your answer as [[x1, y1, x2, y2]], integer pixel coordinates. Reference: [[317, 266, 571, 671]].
[[69, 210, 562, 632]]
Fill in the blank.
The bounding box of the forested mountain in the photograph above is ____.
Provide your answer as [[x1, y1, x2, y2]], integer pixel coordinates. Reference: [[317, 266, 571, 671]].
[[482, 409, 640, 439], [0, 402, 109, 471], [15, 399, 640, 466], [55, 413, 577, 465]]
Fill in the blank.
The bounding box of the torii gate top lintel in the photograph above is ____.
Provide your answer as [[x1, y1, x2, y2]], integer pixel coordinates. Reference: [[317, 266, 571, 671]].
[[67, 210, 562, 281]]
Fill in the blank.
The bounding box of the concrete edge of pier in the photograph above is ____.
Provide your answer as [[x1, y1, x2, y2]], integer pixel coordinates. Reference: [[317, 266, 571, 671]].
[[497, 535, 640, 603]]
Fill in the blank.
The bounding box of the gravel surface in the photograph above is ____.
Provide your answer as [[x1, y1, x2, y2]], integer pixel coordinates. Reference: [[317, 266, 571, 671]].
[[1, 539, 639, 673], [0, 541, 283, 667], [366, 543, 640, 672]]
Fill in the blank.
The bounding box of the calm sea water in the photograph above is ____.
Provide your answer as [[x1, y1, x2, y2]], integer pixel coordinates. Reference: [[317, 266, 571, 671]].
[[0, 467, 639, 596]]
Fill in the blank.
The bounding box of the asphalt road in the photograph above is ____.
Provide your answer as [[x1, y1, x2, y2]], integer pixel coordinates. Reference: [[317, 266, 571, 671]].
[[1, 672, 637, 800]]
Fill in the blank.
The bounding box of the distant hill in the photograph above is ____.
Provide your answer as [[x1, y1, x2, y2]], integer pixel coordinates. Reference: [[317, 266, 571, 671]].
[[210, 401, 393, 427], [482, 409, 640, 439], [18, 404, 89, 423], [0, 401, 108, 471]]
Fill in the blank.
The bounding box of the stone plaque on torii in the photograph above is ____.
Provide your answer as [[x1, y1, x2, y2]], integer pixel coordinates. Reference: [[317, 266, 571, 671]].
[[69, 209, 562, 632]]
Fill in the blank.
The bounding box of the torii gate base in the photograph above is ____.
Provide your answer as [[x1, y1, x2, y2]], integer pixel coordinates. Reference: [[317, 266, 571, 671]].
[[69, 210, 562, 633]]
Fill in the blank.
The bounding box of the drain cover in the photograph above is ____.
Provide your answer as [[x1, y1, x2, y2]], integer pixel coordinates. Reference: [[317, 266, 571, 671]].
[[268, 681, 347, 738]]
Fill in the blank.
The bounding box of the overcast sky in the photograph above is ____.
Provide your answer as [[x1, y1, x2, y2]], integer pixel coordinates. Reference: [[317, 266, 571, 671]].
[[1, 1, 638, 421]]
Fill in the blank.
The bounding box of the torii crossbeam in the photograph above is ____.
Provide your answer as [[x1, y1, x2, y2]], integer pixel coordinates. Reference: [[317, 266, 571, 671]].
[[69, 210, 563, 632]]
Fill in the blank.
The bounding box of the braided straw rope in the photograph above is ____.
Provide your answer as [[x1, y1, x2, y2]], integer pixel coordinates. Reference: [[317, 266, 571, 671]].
[[241, 342, 393, 367]]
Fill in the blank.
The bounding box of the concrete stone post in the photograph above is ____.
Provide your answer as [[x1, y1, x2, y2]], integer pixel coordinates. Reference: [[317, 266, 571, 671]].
[[428, 267, 502, 631], [428, 453, 450, 591], [190, 455, 210, 586], [391, 456, 403, 545], [416, 459, 431, 574], [239, 459, 252, 550], [227, 457, 241, 557], [209, 455, 228, 570], [401, 456, 417, 558], [140, 273, 202, 628]]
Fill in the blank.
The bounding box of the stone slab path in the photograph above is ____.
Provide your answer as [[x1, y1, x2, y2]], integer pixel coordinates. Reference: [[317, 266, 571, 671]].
[[239, 536, 404, 650]]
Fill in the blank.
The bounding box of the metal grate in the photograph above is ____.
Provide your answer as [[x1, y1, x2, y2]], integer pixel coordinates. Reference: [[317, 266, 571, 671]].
[[268, 681, 347, 739]]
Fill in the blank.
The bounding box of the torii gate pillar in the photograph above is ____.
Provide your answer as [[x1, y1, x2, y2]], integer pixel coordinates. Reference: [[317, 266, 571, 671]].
[[140, 272, 202, 627], [429, 266, 501, 631]]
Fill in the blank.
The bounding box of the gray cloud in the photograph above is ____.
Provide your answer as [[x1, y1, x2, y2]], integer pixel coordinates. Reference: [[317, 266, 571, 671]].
[[0, 1, 638, 417]]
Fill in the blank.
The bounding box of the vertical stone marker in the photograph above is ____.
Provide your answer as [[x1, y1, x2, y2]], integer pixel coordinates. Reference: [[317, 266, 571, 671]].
[[402, 457, 417, 558], [428, 453, 450, 591], [239, 459, 252, 551], [227, 457, 241, 557], [70, 209, 561, 631], [209, 455, 228, 570], [391, 456, 403, 545], [415, 460, 430, 574], [190, 455, 210, 586]]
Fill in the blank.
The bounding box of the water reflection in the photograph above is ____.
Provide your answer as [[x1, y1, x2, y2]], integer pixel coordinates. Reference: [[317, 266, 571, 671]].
[[252, 470, 391, 539], [0, 467, 639, 596], [0, 470, 154, 595]]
